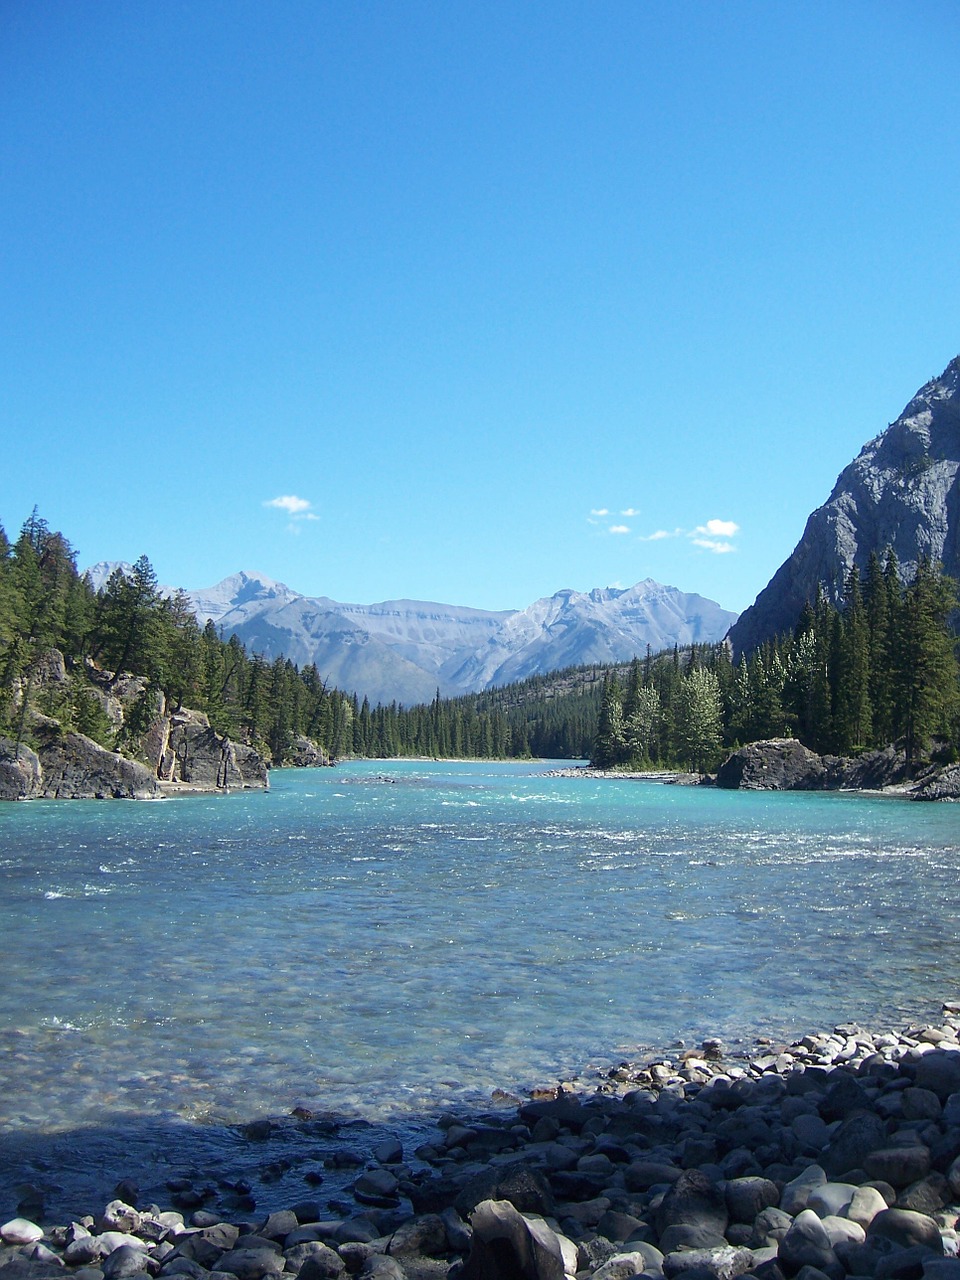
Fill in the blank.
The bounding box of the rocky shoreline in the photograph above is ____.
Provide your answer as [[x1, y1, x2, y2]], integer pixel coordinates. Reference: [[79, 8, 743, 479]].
[[4, 1008, 960, 1280], [547, 740, 960, 802]]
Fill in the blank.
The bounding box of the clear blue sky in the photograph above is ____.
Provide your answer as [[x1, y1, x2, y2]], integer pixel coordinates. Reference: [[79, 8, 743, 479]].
[[2, 1, 958, 615]]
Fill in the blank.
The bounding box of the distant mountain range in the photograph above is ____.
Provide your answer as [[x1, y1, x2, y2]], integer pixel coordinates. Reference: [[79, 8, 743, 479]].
[[728, 353, 960, 657], [84, 564, 738, 705]]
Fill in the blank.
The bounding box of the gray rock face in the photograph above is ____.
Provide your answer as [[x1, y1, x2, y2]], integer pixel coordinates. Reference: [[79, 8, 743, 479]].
[[0, 738, 43, 800], [34, 725, 162, 800], [729, 355, 960, 657], [143, 709, 269, 791], [715, 739, 826, 791]]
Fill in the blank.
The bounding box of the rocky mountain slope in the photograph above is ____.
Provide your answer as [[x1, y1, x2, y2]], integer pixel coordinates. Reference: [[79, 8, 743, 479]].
[[86, 565, 737, 706], [729, 354, 960, 657]]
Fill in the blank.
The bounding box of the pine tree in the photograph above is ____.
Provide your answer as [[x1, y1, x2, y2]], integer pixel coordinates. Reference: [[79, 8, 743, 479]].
[[675, 667, 722, 772]]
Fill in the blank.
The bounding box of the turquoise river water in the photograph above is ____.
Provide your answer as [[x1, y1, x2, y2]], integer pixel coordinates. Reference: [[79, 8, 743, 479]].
[[0, 759, 959, 1219]]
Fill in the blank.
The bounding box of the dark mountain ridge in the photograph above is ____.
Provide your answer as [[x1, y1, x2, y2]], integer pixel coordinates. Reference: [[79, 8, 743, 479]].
[[729, 354, 960, 656]]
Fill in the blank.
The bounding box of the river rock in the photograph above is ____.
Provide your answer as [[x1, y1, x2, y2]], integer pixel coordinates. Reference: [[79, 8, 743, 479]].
[[781, 1167, 828, 1216], [654, 1170, 729, 1239], [778, 1210, 842, 1277], [215, 1248, 286, 1280], [2, 1218, 45, 1245], [101, 1246, 151, 1280], [295, 1247, 346, 1280], [847, 1185, 890, 1228], [726, 1178, 781, 1223], [454, 1163, 554, 1218], [864, 1147, 932, 1189], [460, 1199, 566, 1280], [806, 1183, 859, 1219], [868, 1210, 945, 1253], [914, 1053, 960, 1101], [662, 1246, 756, 1280]]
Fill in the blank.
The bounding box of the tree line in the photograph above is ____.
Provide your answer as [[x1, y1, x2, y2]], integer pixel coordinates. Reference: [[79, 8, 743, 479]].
[[592, 552, 959, 773], [0, 510, 562, 764]]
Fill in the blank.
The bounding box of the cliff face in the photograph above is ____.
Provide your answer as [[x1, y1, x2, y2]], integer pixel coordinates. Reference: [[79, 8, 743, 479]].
[[0, 654, 269, 801], [728, 355, 960, 657]]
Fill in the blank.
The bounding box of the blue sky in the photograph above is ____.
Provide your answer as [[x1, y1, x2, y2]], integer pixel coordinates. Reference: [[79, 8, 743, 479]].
[[2, 1, 958, 615]]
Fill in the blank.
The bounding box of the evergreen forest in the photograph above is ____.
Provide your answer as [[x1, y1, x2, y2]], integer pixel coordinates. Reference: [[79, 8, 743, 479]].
[[592, 553, 959, 773], [1, 511, 957, 775]]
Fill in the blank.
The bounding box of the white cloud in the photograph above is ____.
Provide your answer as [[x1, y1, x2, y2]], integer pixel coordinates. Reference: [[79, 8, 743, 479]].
[[639, 528, 681, 542], [620, 507, 641, 517], [694, 518, 739, 538], [609, 524, 631, 534], [264, 495, 319, 529], [692, 537, 736, 554], [590, 507, 609, 517]]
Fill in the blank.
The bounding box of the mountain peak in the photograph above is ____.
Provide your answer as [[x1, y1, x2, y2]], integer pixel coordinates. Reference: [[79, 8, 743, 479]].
[[728, 354, 960, 657]]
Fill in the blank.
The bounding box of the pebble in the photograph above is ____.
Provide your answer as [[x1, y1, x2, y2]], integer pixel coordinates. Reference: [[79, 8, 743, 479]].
[[2, 1008, 960, 1280]]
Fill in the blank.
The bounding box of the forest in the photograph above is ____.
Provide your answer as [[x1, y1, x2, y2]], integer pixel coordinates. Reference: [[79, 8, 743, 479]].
[[1, 510, 957, 774], [0, 510, 594, 765], [592, 552, 960, 773]]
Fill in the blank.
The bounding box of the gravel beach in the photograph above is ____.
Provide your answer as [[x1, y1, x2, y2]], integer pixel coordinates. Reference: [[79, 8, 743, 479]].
[[4, 1006, 960, 1280]]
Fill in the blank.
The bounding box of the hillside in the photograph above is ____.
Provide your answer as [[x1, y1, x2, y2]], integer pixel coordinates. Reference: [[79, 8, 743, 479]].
[[729, 355, 960, 657]]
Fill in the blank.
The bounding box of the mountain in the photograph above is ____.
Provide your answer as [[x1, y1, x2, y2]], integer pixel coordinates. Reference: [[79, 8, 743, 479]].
[[84, 563, 737, 705], [445, 580, 738, 690], [728, 354, 960, 658]]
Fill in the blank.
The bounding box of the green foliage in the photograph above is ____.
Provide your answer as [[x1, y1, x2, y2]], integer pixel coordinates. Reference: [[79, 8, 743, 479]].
[[589, 553, 959, 773]]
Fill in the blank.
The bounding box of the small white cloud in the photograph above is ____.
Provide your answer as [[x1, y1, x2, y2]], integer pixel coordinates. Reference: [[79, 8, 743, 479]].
[[694, 518, 739, 538], [639, 528, 681, 542], [692, 538, 736, 554], [590, 507, 610, 517], [265, 495, 319, 530], [609, 524, 631, 535], [265, 494, 313, 515], [620, 507, 641, 517]]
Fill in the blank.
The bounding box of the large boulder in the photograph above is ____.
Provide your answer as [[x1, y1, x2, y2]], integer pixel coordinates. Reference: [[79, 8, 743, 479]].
[[151, 711, 268, 790], [34, 725, 162, 799], [716, 740, 827, 791], [0, 738, 43, 800]]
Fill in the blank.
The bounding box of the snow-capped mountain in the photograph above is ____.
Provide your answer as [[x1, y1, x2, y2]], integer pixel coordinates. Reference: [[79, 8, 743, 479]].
[[83, 564, 737, 705]]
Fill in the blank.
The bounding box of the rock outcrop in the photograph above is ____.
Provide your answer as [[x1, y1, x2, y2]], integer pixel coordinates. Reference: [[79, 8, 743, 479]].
[[729, 355, 960, 657], [142, 708, 269, 791], [30, 722, 162, 800], [0, 737, 43, 800], [715, 739, 827, 791], [0, 650, 270, 801], [715, 738, 957, 799]]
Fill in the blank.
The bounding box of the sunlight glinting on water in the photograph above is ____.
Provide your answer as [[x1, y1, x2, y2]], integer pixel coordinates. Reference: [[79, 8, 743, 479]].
[[0, 758, 958, 1132]]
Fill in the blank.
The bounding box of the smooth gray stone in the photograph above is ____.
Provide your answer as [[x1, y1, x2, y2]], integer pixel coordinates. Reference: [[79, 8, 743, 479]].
[[780, 1167, 827, 1217], [806, 1183, 859, 1219], [778, 1210, 841, 1278], [868, 1211, 944, 1254], [1, 1220, 45, 1247], [296, 1247, 346, 1280], [864, 1149, 932, 1190], [387, 1216, 447, 1258], [461, 1199, 565, 1280], [726, 1180, 781, 1225], [215, 1248, 286, 1280], [101, 1246, 151, 1280]]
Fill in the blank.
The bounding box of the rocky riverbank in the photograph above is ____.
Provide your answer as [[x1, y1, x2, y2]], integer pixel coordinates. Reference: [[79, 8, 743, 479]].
[[545, 742, 960, 801], [4, 1008, 960, 1280]]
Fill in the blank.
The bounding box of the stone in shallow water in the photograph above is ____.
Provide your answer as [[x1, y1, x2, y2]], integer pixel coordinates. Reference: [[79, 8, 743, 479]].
[[1, 1218, 45, 1246]]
